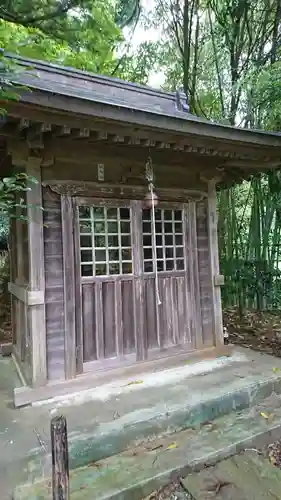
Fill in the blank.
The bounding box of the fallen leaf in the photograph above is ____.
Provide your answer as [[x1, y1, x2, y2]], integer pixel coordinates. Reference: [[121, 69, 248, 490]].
[[125, 380, 144, 386], [260, 411, 275, 422], [166, 442, 178, 450], [272, 367, 280, 373]]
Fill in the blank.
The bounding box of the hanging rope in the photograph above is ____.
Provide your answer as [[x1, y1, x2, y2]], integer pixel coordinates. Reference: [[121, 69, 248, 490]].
[[146, 157, 161, 306]]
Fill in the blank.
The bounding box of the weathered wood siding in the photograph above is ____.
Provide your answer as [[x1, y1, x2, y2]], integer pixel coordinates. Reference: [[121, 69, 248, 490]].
[[144, 274, 191, 350], [43, 187, 65, 380], [82, 274, 191, 364], [82, 279, 135, 363], [196, 200, 214, 346]]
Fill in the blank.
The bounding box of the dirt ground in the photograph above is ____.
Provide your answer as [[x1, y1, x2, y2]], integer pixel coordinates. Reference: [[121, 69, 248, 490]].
[[223, 307, 281, 357], [142, 480, 194, 500]]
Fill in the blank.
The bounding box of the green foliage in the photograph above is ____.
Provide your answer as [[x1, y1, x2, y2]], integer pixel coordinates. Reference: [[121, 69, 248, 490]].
[[253, 62, 281, 131], [120, 41, 161, 84], [0, 0, 144, 240], [0, 173, 38, 248], [0, 10, 122, 75], [0, 173, 38, 218], [0, 0, 141, 39], [0, 214, 9, 247], [115, 0, 140, 27]]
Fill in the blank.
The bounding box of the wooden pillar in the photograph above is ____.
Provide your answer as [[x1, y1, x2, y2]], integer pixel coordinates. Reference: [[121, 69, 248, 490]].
[[26, 158, 47, 387], [15, 197, 24, 284], [131, 200, 145, 360], [61, 195, 77, 379], [207, 180, 224, 347], [9, 218, 17, 347], [187, 202, 203, 349]]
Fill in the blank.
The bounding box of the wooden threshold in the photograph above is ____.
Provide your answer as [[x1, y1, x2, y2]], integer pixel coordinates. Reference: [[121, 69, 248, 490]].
[[13, 344, 234, 408]]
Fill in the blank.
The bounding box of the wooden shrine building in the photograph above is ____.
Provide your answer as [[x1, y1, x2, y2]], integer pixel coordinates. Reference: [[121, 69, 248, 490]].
[[2, 54, 281, 406]]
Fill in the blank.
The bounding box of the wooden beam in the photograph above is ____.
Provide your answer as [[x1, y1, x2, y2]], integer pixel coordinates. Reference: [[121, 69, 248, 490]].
[[224, 159, 281, 169], [26, 157, 47, 387], [26, 127, 44, 149], [72, 128, 90, 139], [61, 194, 77, 379], [8, 282, 27, 303], [207, 180, 224, 347], [4, 101, 280, 162], [8, 282, 45, 305], [7, 137, 29, 166], [41, 138, 220, 170], [54, 125, 71, 137]]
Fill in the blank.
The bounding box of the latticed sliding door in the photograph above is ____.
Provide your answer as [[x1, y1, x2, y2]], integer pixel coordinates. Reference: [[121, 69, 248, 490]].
[[78, 199, 137, 370], [141, 204, 193, 356], [76, 198, 194, 371]]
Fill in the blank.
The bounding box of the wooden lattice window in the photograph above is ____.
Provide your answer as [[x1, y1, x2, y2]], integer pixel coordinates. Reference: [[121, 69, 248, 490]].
[[142, 208, 184, 273], [79, 205, 132, 277]]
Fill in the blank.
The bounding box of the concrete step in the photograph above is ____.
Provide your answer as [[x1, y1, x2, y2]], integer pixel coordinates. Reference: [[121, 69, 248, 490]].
[[51, 349, 281, 469], [13, 392, 281, 500], [7, 348, 281, 494], [183, 451, 281, 499]]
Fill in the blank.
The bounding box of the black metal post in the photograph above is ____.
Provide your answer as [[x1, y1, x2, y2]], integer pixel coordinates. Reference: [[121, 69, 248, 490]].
[[51, 415, 70, 500]]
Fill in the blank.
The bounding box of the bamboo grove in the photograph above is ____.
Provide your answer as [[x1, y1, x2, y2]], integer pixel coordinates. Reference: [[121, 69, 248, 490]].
[[136, 0, 281, 313]]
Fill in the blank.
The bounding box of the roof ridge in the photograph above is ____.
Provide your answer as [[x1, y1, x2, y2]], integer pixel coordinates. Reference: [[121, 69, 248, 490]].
[[4, 52, 176, 100]]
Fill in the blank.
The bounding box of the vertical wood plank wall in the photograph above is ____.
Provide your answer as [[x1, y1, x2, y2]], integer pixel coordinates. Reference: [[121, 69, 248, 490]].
[[196, 200, 215, 346], [43, 187, 65, 380]]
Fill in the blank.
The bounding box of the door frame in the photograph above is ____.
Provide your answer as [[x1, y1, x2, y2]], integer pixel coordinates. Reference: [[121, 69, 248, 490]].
[[69, 196, 201, 377]]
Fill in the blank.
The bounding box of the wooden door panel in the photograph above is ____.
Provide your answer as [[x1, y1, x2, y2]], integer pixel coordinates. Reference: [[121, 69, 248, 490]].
[[121, 280, 135, 354], [82, 279, 135, 363], [143, 274, 192, 352]]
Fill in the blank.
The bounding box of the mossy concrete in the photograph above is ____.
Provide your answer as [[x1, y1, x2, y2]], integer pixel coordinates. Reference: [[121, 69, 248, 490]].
[[14, 397, 281, 500], [2, 347, 281, 498]]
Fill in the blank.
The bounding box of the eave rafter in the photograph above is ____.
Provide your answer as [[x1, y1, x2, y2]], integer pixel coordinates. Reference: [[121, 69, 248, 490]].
[[2, 115, 280, 191], [2, 116, 279, 160]]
